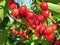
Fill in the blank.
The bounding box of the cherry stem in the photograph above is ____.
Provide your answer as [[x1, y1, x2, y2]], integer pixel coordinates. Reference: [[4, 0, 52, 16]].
[[49, 17, 56, 24]]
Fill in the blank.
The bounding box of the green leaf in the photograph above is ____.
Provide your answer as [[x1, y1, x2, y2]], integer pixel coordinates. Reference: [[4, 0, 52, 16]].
[[48, 3, 60, 13], [0, 30, 8, 45], [0, 0, 6, 7], [44, 0, 60, 4], [0, 8, 4, 23], [41, 39, 50, 45], [53, 14, 60, 20]]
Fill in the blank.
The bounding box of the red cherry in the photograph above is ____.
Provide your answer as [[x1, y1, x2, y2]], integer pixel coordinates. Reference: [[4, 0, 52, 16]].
[[43, 32, 47, 38], [18, 32, 23, 35], [36, 15, 44, 22], [11, 29, 16, 34], [46, 33, 55, 42], [39, 25, 45, 34], [22, 33, 28, 40], [42, 10, 50, 18], [41, 21, 46, 27], [54, 40, 60, 45], [16, 15, 21, 19], [9, 3, 17, 10], [22, 35, 28, 40], [12, 8, 19, 18], [31, 24, 36, 29], [33, 18, 39, 26], [8, 0, 14, 4], [36, 26, 40, 31], [26, 11, 35, 19], [19, 6, 27, 14], [27, 19, 34, 26], [40, 2, 48, 11], [22, 33, 27, 37], [15, 31, 19, 35], [45, 26, 54, 35], [51, 24, 57, 31], [36, 32, 41, 38]]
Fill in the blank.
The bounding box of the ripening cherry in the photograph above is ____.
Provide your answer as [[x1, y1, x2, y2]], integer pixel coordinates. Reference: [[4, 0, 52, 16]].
[[12, 8, 19, 17], [11, 29, 16, 34], [9, 3, 17, 10], [41, 21, 46, 27], [26, 10, 35, 19], [11, 29, 18, 35], [19, 6, 27, 14], [40, 2, 48, 11], [42, 10, 50, 18], [13, 30, 18, 35], [36, 15, 44, 22], [45, 26, 54, 35]]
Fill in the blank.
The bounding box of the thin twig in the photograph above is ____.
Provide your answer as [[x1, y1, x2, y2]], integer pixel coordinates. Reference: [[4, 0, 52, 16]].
[[49, 17, 56, 24]]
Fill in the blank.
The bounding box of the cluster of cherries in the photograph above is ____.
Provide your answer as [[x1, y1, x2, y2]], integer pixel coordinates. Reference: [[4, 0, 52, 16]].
[[8, 0, 59, 43], [11, 29, 28, 40]]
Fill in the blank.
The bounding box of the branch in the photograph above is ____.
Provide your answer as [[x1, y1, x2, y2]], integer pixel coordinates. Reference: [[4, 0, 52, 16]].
[[49, 17, 56, 24]]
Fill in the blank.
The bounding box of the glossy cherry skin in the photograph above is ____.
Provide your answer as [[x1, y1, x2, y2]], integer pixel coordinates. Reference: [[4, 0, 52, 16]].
[[39, 25, 45, 34], [9, 3, 17, 10], [12, 8, 19, 18], [42, 10, 50, 18], [31, 24, 36, 29], [45, 26, 54, 35], [19, 6, 27, 14], [46, 33, 55, 42], [11, 29, 16, 34], [26, 11, 35, 19], [27, 19, 34, 26], [11, 29, 18, 35], [51, 24, 57, 31], [36, 26, 40, 32], [40, 2, 48, 11], [33, 18, 39, 26], [36, 15, 44, 22]]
